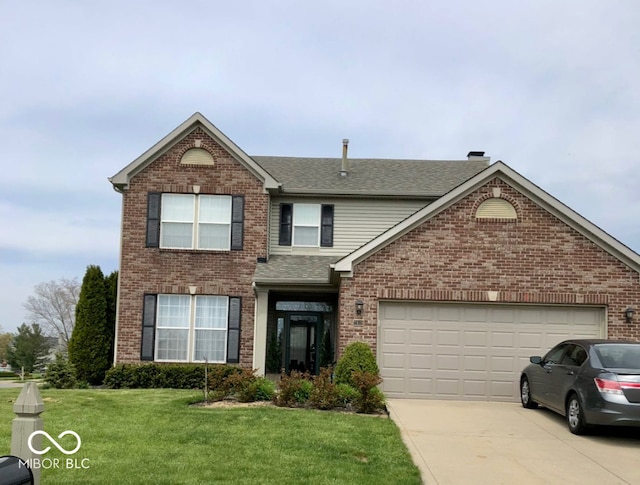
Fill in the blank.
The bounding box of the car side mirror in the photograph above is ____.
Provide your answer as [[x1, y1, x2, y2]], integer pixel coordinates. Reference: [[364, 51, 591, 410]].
[[529, 356, 542, 365]]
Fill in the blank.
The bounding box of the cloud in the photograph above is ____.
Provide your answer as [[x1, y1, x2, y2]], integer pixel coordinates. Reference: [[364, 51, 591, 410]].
[[0, 0, 639, 333]]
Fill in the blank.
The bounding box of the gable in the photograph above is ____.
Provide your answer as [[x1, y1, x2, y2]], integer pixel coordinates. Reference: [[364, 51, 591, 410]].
[[334, 162, 640, 275], [109, 112, 279, 192]]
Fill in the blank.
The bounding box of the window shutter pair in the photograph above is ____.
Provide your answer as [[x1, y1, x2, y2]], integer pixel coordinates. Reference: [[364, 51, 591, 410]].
[[140, 295, 242, 363], [278, 203, 334, 247], [145, 192, 244, 250]]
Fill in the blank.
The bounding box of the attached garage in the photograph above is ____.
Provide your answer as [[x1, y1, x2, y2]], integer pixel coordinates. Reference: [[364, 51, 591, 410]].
[[379, 301, 605, 401]]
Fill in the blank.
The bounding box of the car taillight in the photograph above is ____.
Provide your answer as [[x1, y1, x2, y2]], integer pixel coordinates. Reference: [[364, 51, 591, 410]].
[[594, 377, 624, 395]]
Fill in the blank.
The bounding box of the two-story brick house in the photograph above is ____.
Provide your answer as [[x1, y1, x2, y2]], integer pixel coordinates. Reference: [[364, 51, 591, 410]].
[[109, 112, 640, 401]]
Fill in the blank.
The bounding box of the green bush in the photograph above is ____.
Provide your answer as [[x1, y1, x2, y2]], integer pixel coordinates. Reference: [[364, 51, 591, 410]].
[[225, 368, 275, 402], [352, 371, 385, 414], [44, 353, 77, 389], [274, 370, 312, 407], [104, 363, 241, 390], [334, 342, 379, 388], [335, 383, 359, 408], [309, 367, 339, 410], [0, 371, 20, 379]]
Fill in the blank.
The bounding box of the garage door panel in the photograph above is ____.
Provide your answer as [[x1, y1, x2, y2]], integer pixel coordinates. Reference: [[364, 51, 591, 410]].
[[518, 332, 544, 350], [381, 352, 405, 369], [409, 329, 433, 345], [382, 327, 406, 344], [436, 354, 459, 370], [409, 353, 432, 369], [490, 380, 515, 399], [464, 331, 488, 347], [463, 380, 487, 397], [437, 330, 461, 346], [463, 355, 487, 371], [379, 302, 605, 400], [435, 378, 460, 397], [490, 356, 514, 373], [491, 331, 516, 348]]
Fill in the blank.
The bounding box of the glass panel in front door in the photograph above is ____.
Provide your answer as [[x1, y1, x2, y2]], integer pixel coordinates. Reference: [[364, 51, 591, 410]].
[[288, 315, 318, 374]]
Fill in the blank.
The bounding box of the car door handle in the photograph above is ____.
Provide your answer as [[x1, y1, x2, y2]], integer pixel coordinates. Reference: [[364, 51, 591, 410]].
[[566, 370, 575, 375]]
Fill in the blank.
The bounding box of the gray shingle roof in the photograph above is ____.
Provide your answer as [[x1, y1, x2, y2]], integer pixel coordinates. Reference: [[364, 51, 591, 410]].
[[253, 156, 489, 196], [253, 255, 339, 285]]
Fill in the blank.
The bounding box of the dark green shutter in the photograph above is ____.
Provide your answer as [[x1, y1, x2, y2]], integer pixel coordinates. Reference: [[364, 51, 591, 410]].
[[227, 297, 241, 364], [141, 294, 157, 361], [279, 203, 292, 246], [146, 193, 161, 247], [230, 196, 244, 250], [320, 204, 334, 247]]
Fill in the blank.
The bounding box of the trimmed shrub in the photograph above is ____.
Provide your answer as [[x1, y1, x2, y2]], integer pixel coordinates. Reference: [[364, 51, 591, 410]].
[[352, 370, 385, 414], [334, 342, 379, 388], [225, 368, 275, 402], [335, 383, 359, 408], [104, 363, 240, 390], [309, 367, 339, 410], [44, 353, 77, 389], [0, 371, 20, 379], [274, 370, 312, 407]]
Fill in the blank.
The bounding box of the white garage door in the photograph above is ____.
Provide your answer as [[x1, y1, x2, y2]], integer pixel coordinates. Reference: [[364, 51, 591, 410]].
[[379, 302, 605, 401]]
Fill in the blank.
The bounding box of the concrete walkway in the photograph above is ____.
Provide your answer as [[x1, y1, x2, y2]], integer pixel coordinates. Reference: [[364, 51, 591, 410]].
[[0, 381, 31, 389], [388, 399, 640, 485]]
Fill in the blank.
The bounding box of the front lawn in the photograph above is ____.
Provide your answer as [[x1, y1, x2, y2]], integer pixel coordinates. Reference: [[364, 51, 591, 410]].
[[0, 388, 421, 484]]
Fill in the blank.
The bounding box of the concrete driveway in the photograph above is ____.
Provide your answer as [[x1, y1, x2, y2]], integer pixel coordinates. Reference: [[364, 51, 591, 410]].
[[388, 399, 640, 485]]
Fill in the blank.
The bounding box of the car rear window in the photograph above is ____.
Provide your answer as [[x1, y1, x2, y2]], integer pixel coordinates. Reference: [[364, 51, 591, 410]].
[[594, 344, 640, 369]]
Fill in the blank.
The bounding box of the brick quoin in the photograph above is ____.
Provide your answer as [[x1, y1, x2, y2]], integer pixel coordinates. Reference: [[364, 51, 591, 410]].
[[338, 179, 640, 355], [116, 128, 268, 367]]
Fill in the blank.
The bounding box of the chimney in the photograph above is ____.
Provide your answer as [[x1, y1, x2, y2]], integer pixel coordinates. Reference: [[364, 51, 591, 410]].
[[467, 151, 485, 160], [340, 139, 349, 176]]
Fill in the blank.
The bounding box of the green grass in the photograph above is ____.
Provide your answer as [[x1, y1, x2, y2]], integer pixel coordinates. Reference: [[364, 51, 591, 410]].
[[0, 388, 421, 484]]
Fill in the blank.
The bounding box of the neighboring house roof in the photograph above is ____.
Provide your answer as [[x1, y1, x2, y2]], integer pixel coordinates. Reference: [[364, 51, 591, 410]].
[[254, 156, 489, 197], [109, 112, 280, 191], [253, 255, 339, 285], [334, 161, 640, 274]]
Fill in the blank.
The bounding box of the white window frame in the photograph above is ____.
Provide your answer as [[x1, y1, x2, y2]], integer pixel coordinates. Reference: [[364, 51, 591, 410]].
[[292, 203, 321, 247], [154, 295, 229, 363], [160, 194, 232, 250]]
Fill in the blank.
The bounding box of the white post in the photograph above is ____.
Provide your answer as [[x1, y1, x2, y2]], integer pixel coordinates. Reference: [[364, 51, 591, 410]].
[[11, 382, 44, 485]]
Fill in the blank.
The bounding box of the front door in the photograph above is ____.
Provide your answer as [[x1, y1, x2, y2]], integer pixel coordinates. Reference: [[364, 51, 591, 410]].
[[285, 313, 321, 374]]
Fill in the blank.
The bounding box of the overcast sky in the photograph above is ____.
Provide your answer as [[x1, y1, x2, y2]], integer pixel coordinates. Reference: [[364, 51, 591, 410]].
[[1, 1, 639, 334]]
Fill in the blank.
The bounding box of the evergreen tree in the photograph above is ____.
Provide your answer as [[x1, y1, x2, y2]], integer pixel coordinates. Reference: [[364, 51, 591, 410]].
[[6, 323, 51, 373], [69, 265, 109, 384], [104, 270, 118, 367]]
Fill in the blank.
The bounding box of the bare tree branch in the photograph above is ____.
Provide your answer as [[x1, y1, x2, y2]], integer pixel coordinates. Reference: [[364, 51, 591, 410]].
[[23, 277, 80, 351]]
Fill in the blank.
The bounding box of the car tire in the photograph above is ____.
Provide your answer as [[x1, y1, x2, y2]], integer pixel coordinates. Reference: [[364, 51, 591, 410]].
[[566, 394, 589, 435], [520, 377, 538, 409]]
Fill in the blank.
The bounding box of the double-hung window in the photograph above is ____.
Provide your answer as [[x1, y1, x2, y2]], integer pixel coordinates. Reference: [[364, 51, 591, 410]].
[[146, 193, 244, 250], [293, 204, 321, 246], [279, 203, 334, 247], [160, 194, 231, 250], [145, 294, 241, 363]]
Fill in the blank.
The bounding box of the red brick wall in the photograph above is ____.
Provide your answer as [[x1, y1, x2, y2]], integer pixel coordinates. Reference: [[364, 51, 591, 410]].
[[338, 178, 640, 355], [116, 127, 268, 367]]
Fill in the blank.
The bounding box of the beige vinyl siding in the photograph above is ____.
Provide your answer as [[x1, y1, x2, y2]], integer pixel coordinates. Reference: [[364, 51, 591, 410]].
[[270, 197, 429, 256]]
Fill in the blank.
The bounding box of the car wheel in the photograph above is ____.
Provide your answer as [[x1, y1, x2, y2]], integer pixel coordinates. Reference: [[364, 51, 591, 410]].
[[566, 394, 588, 435], [520, 377, 538, 409]]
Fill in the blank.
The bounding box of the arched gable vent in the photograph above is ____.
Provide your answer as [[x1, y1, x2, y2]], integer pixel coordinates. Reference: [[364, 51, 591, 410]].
[[475, 198, 517, 219], [181, 148, 214, 166]]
